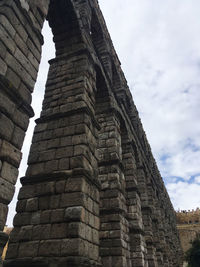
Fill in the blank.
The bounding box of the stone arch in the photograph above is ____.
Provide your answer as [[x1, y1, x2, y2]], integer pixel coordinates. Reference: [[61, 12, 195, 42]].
[[47, 0, 81, 57], [119, 124, 149, 266], [90, 10, 112, 82]]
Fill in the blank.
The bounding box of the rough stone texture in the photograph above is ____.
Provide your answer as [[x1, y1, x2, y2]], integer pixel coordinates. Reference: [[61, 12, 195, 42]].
[[0, 0, 49, 262], [0, 0, 182, 266]]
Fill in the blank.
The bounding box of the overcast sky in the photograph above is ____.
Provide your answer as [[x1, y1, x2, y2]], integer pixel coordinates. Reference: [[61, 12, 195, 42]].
[[7, 0, 200, 225]]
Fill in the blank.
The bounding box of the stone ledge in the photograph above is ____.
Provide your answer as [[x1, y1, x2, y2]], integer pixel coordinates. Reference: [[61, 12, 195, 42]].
[[35, 106, 100, 131], [20, 168, 101, 190], [3, 256, 102, 267]]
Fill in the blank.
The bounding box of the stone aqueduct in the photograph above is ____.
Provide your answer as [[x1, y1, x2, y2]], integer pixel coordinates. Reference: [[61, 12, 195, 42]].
[[0, 0, 182, 266]]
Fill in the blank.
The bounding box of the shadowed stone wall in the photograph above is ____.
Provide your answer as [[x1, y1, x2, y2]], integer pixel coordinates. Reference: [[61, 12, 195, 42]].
[[0, 0, 182, 266], [0, 1, 49, 265]]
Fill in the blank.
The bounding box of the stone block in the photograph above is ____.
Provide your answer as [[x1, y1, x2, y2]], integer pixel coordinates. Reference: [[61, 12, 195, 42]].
[[64, 178, 84, 193], [1, 138, 20, 165], [18, 225, 33, 242], [51, 209, 64, 223], [70, 155, 91, 170], [0, 40, 6, 60], [5, 243, 19, 259], [46, 138, 59, 149], [44, 160, 59, 173], [0, 57, 7, 75], [18, 185, 35, 200], [0, 161, 18, 185], [9, 227, 20, 243], [55, 147, 73, 159], [26, 162, 44, 176], [58, 157, 69, 170], [2, 4, 28, 40], [0, 91, 15, 117], [0, 14, 16, 37], [27, 50, 39, 70], [0, 113, 14, 141], [64, 206, 85, 222], [11, 126, 25, 150], [0, 203, 8, 230], [35, 182, 55, 197], [38, 196, 50, 210], [40, 210, 51, 224], [66, 222, 86, 239], [38, 149, 56, 162], [13, 107, 29, 131], [32, 224, 51, 240], [49, 195, 60, 209], [16, 199, 27, 212], [26, 38, 41, 63], [5, 53, 35, 89], [0, 177, 15, 204], [50, 223, 67, 239], [30, 211, 41, 225], [60, 192, 86, 208], [13, 212, 31, 226], [92, 228, 99, 245], [14, 48, 37, 80], [26, 198, 38, 212], [38, 240, 61, 256], [5, 67, 21, 90], [0, 24, 16, 53], [18, 241, 39, 258], [61, 238, 86, 256], [112, 256, 127, 266], [55, 180, 66, 194]]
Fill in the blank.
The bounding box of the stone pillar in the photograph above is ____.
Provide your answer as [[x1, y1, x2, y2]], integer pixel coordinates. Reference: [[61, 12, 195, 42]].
[[0, 0, 49, 261], [121, 139, 147, 267], [96, 104, 130, 267], [4, 19, 102, 265], [136, 168, 158, 267], [150, 186, 169, 266]]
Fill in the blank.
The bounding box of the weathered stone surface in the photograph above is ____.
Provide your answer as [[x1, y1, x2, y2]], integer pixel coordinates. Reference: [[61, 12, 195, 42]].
[[0, 162, 18, 185], [0, 0, 182, 266], [176, 209, 200, 256]]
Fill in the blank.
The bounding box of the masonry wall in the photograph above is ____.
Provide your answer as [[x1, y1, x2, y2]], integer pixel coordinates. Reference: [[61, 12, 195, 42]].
[[0, 1, 49, 265], [0, 0, 182, 266]]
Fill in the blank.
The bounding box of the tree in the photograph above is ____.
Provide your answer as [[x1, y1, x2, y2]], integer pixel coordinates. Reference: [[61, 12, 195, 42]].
[[185, 235, 200, 267]]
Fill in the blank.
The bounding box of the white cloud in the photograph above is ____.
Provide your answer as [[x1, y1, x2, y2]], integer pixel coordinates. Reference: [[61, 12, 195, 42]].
[[167, 182, 200, 210], [99, 0, 200, 208], [194, 176, 200, 184]]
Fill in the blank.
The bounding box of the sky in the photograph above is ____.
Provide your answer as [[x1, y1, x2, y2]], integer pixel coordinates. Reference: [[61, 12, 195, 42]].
[[6, 0, 200, 225]]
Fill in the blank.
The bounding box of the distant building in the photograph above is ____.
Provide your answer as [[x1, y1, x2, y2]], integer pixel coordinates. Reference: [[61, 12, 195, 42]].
[[176, 208, 200, 265]]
